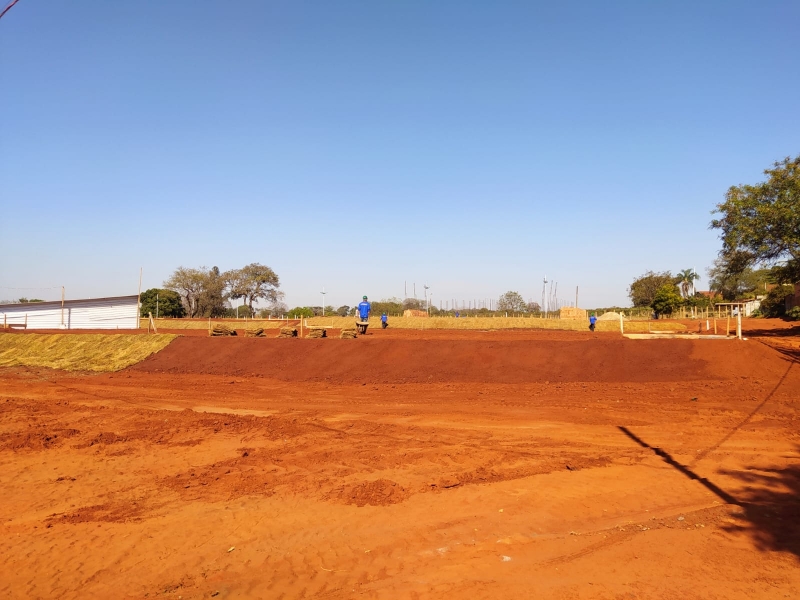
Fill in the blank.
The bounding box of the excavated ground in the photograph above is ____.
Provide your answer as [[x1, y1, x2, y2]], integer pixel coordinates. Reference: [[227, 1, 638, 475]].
[[1, 326, 799, 599]]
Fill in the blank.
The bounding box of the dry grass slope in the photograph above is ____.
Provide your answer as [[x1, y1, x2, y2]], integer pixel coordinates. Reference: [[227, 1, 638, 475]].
[[305, 316, 687, 332], [0, 333, 178, 372], [140, 319, 286, 330]]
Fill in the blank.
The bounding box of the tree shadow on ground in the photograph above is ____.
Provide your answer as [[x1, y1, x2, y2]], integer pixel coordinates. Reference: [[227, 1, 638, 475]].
[[620, 351, 800, 558], [768, 345, 800, 363], [619, 426, 800, 559], [745, 322, 800, 339], [745, 323, 800, 363], [719, 458, 800, 558]]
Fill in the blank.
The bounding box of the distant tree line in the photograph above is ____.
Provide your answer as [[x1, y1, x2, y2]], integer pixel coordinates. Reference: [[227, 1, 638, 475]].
[[628, 262, 792, 318], [0, 298, 45, 304], [286, 297, 423, 319], [285, 292, 544, 319], [141, 263, 284, 318], [628, 269, 709, 318]]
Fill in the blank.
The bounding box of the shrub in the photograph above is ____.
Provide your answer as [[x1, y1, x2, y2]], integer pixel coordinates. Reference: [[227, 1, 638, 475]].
[[651, 284, 683, 317], [140, 289, 186, 318], [759, 285, 794, 318], [286, 306, 315, 318]]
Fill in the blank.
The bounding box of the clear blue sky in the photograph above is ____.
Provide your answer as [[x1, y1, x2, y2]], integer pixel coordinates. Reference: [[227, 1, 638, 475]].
[[1, 1, 798, 309]]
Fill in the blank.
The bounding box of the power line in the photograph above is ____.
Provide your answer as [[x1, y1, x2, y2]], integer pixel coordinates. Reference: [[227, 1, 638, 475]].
[[0, 0, 21, 21]]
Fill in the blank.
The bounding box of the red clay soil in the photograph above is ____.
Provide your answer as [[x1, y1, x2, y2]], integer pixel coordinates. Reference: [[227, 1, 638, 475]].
[[131, 331, 789, 385], [1, 328, 799, 599]]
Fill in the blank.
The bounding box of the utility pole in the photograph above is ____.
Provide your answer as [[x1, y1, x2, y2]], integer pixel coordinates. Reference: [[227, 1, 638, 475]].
[[575, 286, 578, 309], [138, 267, 143, 326], [321, 287, 326, 316]]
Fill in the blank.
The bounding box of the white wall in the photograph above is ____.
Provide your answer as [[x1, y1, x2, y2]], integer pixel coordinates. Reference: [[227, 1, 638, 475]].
[[0, 296, 139, 330]]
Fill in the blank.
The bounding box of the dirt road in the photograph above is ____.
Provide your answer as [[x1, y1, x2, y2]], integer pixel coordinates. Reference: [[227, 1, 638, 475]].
[[1, 331, 799, 598]]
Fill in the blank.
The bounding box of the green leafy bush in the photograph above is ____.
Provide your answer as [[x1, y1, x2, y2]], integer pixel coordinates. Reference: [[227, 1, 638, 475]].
[[286, 306, 315, 318], [140, 289, 186, 318], [759, 285, 794, 317], [651, 284, 683, 317]]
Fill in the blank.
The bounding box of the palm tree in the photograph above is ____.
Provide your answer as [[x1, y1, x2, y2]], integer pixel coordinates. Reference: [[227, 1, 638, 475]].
[[677, 268, 700, 299]]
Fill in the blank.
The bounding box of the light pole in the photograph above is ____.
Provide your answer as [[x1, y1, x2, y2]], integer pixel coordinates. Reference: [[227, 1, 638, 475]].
[[321, 287, 326, 316], [156, 293, 159, 319]]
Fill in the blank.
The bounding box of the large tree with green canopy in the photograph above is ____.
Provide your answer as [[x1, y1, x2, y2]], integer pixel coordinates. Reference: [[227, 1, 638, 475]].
[[711, 155, 800, 284]]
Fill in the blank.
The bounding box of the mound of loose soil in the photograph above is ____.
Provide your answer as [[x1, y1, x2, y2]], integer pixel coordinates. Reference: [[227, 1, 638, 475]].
[[129, 336, 784, 384], [597, 311, 626, 321]]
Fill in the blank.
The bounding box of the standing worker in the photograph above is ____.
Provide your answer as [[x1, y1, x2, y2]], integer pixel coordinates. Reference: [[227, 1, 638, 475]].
[[358, 295, 371, 322], [589, 312, 597, 332], [381, 313, 388, 329]]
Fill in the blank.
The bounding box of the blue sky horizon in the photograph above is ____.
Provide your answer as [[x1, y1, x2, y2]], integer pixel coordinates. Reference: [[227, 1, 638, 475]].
[[1, 1, 798, 310]]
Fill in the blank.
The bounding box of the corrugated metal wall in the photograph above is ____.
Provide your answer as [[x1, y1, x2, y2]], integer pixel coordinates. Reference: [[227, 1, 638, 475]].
[[0, 296, 139, 330]]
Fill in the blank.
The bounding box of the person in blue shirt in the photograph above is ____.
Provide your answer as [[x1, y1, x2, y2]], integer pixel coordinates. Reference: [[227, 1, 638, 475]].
[[381, 313, 388, 329], [589, 313, 597, 332], [358, 296, 371, 322]]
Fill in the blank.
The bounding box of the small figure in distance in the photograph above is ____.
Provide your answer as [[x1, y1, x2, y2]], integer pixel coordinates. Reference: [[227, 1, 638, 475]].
[[358, 295, 371, 323], [455, 311, 460, 318], [381, 313, 388, 329], [589, 312, 597, 332]]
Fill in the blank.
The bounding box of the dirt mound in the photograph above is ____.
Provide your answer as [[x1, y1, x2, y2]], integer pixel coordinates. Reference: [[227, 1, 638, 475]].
[[128, 337, 783, 384], [597, 311, 626, 321], [0, 427, 80, 451], [329, 479, 410, 507]]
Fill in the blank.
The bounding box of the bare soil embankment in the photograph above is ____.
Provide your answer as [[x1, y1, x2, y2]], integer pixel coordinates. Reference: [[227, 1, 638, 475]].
[[130, 334, 786, 384], [1, 329, 799, 599]]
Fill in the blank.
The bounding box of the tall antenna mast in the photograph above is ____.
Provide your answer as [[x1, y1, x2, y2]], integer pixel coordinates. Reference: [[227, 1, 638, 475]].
[[542, 276, 548, 315]]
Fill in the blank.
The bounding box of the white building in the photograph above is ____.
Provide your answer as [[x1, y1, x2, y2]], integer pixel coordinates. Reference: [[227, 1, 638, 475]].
[[0, 295, 139, 330]]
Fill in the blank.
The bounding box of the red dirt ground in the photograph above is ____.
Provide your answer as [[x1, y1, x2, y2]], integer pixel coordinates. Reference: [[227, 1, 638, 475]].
[[1, 324, 799, 599]]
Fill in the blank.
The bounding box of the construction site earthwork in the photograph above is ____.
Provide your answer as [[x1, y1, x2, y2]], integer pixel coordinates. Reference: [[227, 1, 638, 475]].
[[1, 316, 799, 599]]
